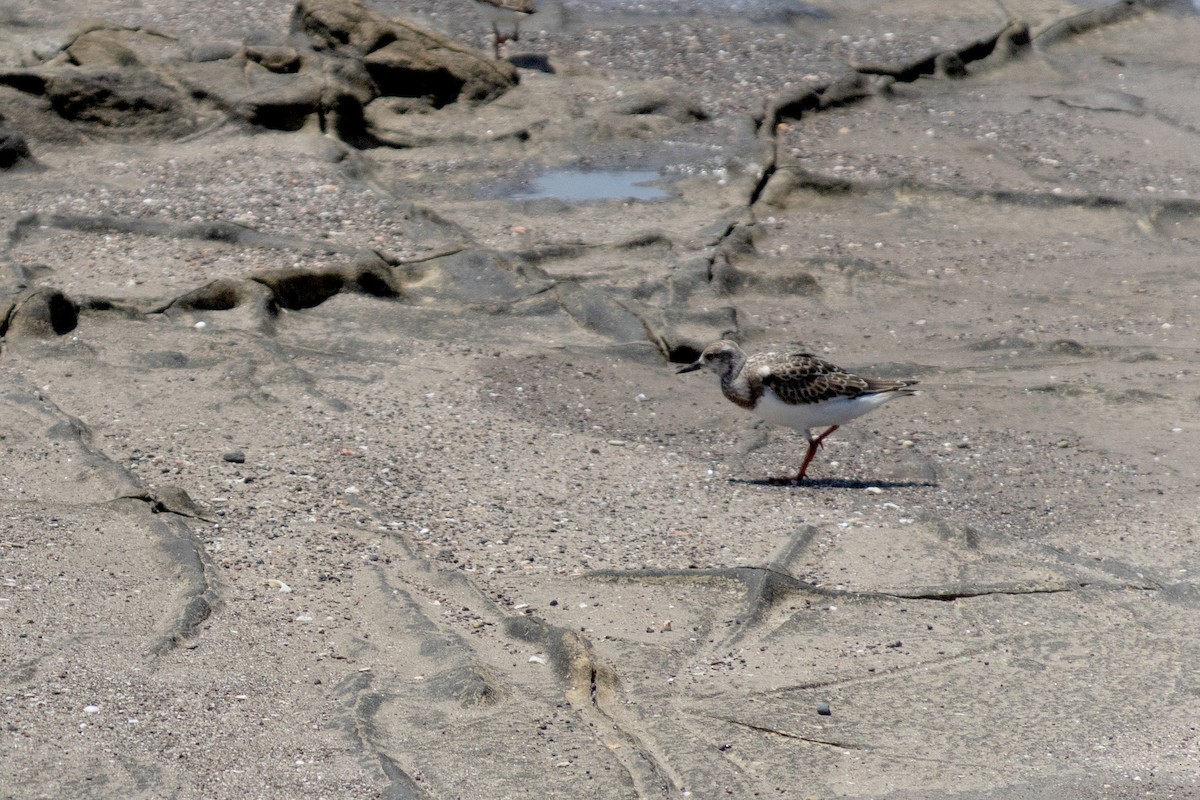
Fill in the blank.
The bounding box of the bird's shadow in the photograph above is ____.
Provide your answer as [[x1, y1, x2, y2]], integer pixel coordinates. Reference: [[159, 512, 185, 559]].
[[507, 53, 555, 73], [729, 476, 938, 490]]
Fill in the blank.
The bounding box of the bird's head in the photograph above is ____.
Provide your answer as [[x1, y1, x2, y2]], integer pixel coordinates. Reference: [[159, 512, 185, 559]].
[[675, 340, 745, 377]]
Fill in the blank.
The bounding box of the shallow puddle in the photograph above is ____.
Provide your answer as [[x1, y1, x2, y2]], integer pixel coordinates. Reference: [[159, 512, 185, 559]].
[[508, 169, 669, 202]]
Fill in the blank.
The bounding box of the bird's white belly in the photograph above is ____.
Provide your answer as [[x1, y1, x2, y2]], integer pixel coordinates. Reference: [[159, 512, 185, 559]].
[[753, 388, 898, 432], [477, 1, 533, 25]]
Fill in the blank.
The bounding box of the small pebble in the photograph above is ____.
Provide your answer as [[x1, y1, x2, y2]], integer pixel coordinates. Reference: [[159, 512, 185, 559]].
[[267, 578, 292, 593], [865, 486, 883, 494], [222, 451, 246, 463], [817, 702, 831, 716], [83, 705, 100, 714]]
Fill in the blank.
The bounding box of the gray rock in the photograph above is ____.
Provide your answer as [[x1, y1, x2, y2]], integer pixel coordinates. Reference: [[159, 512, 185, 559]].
[[43, 67, 193, 137], [2, 288, 78, 338], [65, 30, 143, 67], [0, 117, 34, 169], [292, 0, 518, 106], [245, 45, 302, 74], [186, 40, 243, 62]]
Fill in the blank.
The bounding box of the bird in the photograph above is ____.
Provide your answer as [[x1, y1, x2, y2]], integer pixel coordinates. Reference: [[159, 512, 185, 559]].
[[472, 0, 537, 59], [676, 339, 919, 484]]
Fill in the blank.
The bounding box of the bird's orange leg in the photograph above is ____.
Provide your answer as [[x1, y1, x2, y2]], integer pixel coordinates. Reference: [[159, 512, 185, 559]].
[[795, 425, 839, 484]]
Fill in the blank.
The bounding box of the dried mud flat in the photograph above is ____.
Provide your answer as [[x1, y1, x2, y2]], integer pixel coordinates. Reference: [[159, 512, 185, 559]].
[[1, 0, 1199, 798]]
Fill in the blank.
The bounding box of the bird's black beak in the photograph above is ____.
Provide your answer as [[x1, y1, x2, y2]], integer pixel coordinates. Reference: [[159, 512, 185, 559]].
[[676, 361, 702, 374]]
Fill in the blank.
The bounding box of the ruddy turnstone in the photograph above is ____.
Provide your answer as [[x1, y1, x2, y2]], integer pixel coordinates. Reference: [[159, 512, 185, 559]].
[[677, 340, 919, 484], [473, 0, 537, 58]]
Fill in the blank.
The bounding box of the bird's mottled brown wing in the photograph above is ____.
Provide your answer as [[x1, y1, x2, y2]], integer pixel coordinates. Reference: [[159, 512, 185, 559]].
[[755, 352, 875, 405]]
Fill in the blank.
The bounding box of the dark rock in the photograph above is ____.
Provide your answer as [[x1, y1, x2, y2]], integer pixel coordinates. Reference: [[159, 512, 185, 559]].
[[291, 0, 518, 106], [169, 278, 258, 312], [179, 50, 371, 137], [222, 451, 246, 463], [607, 87, 707, 123], [245, 45, 302, 74], [2, 288, 78, 338], [291, 0, 398, 55], [765, 87, 820, 127], [4, 1, 516, 147], [819, 72, 872, 108], [935, 52, 967, 79], [423, 663, 508, 708], [43, 67, 192, 136], [816, 702, 831, 716], [0, 119, 35, 169], [554, 282, 649, 345], [179, 59, 342, 132], [232, 72, 325, 131], [411, 250, 554, 305], [0, 69, 48, 95], [252, 269, 353, 310], [253, 262, 402, 309]]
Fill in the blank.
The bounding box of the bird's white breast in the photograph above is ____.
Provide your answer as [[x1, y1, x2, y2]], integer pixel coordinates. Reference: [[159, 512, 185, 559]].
[[753, 387, 900, 432]]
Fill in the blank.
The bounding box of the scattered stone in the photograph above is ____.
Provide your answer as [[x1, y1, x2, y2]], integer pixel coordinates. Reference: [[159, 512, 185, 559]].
[[817, 702, 831, 716], [222, 451, 246, 463]]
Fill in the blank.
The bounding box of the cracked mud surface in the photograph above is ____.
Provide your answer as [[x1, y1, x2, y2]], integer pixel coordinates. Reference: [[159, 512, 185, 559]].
[[2, 1, 1199, 798]]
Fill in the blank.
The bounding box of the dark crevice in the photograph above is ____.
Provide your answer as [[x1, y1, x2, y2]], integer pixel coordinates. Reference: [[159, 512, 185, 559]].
[[713, 716, 871, 751], [880, 582, 1158, 602]]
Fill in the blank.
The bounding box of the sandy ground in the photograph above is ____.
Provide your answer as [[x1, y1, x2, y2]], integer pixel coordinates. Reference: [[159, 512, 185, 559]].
[[2, 1, 1199, 798]]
